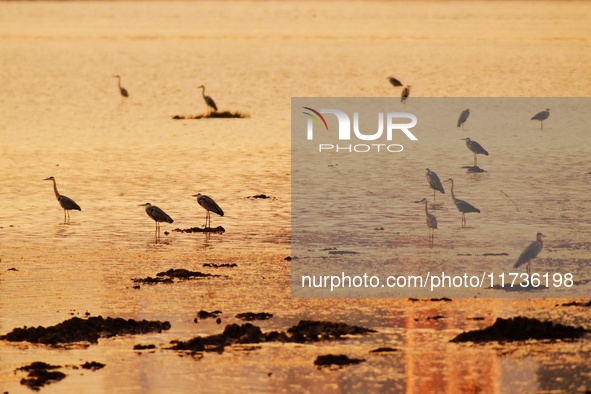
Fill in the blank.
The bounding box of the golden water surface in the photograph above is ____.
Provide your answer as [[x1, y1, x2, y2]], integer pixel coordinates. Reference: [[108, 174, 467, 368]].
[[1, 1, 591, 393]]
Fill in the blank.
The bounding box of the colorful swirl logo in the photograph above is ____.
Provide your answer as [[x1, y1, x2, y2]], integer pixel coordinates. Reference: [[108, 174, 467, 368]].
[[302, 107, 328, 132]]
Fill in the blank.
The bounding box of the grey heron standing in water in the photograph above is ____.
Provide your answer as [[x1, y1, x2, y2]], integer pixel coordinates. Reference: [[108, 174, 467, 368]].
[[112, 75, 129, 98], [457, 109, 470, 129], [425, 168, 445, 204], [462, 138, 489, 167], [192, 193, 224, 228], [198, 85, 218, 115], [418, 198, 437, 247], [445, 178, 480, 227], [401, 85, 411, 103], [513, 232, 544, 275], [139, 203, 173, 240], [531, 108, 550, 129], [43, 176, 81, 223], [388, 76, 403, 87]]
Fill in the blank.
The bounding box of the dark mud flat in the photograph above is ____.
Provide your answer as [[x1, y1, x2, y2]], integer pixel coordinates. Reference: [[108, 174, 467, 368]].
[[370, 347, 398, 353], [16, 361, 104, 391], [561, 300, 591, 307], [172, 111, 249, 119], [408, 297, 452, 302], [170, 320, 376, 353], [80, 361, 105, 371], [203, 263, 237, 268], [314, 354, 365, 368], [462, 165, 486, 173], [173, 226, 225, 234], [132, 269, 220, 285], [1, 316, 171, 345], [247, 194, 275, 200], [197, 310, 222, 320], [235, 312, 273, 321], [17, 362, 65, 391], [451, 316, 587, 343]]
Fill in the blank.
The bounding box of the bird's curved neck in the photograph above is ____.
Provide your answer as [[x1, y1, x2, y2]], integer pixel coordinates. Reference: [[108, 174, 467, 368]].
[[423, 200, 429, 215], [449, 181, 455, 200], [117, 77, 122, 89], [200, 86, 206, 98], [51, 179, 60, 200]]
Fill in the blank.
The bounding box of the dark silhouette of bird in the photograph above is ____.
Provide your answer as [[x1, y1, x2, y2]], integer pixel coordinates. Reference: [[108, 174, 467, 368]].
[[192, 193, 224, 228], [513, 232, 544, 275], [401, 85, 411, 103], [425, 168, 445, 203], [43, 176, 81, 223], [418, 198, 437, 247], [199, 85, 217, 114], [462, 138, 489, 167], [112, 75, 129, 98], [445, 178, 480, 227], [139, 203, 173, 240], [457, 109, 470, 129], [388, 76, 403, 87], [531, 108, 550, 129]]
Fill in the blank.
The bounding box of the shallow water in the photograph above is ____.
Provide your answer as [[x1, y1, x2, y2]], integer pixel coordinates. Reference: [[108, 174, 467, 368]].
[[1, 1, 591, 393]]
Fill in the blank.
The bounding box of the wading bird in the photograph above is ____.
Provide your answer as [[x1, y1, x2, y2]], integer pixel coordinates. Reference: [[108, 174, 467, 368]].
[[112, 75, 129, 98], [388, 76, 403, 87], [418, 198, 437, 247], [513, 232, 544, 275], [198, 85, 217, 114], [425, 168, 445, 203], [192, 193, 224, 228], [531, 108, 550, 129], [445, 178, 480, 227], [43, 176, 81, 223], [462, 138, 489, 167], [457, 109, 470, 129], [139, 203, 173, 240], [401, 85, 411, 103]]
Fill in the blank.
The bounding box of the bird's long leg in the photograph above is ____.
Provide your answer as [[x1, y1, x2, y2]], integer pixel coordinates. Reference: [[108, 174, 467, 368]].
[[462, 213, 466, 227], [541, 121, 543, 130], [474, 154, 477, 167], [433, 189, 436, 204]]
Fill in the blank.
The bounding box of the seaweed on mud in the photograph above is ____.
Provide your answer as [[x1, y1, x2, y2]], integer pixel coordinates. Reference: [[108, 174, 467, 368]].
[[235, 312, 273, 321], [203, 263, 237, 268], [172, 111, 249, 119], [172, 226, 225, 234], [1, 316, 171, 345], [450, 316, 587, 343], [169, 320, 376, 354], [17, 362, 65, 391], [314, 354, 365, 367], [132, 268, 220, 284]]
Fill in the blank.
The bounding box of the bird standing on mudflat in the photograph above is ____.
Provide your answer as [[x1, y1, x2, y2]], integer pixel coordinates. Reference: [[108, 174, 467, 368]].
[[418, 198, 437, 247], [457, 109, 470, 129], [513, 232, 544, 276], [425, 168, 445, 203], [462, 138, 489, 167], [139, 202, 173, 240], [112, 75, 129, 98], [531, 108, 550, 129], [44, 176, 81, 223], [193, 193, 224, 228], [199, 85, 217, 115], [445, 178, 480, 227]]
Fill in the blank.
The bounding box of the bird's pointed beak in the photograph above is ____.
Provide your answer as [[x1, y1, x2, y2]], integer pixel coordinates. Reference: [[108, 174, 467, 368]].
[[43, 177, 51, 181], [191, 194, 199, 197]]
